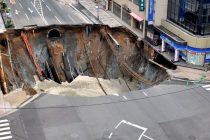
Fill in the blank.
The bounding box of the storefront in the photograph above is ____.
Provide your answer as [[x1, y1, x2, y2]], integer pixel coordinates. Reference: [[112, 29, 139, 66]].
[[160, 34, 186, 62], [160, 34, 210, 66]]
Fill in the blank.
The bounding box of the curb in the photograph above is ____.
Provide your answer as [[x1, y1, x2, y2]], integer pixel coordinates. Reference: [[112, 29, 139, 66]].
[[171, 77, 210, 84]]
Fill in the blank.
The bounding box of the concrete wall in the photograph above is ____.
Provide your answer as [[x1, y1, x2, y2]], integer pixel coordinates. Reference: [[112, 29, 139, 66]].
[[113, 0, 146, 19], [162, 20, 210, 49], [153, 0, 168, 26]]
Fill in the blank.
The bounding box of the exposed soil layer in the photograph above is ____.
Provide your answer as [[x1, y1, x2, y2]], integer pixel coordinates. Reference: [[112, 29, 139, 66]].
[[0, 25, 170, 95]]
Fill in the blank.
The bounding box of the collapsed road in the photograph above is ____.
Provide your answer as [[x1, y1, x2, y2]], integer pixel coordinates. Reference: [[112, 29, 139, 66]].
[[0, 24, 171, 96]]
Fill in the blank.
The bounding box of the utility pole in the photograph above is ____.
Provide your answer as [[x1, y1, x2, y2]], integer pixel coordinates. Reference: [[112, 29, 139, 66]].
[[96, 0, 99, 20]]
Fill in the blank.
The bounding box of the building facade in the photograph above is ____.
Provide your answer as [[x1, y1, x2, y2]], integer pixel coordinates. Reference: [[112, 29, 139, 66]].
[[111, 0, 147, 36], [145, 0, 210, 67], [111, 0, 210, 67]]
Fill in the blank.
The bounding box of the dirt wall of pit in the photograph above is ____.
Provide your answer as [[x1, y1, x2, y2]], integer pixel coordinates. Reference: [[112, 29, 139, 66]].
[[0, 25, 169, 94]]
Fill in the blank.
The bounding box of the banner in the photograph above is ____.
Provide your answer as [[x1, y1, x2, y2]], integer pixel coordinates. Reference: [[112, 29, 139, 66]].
[[148, 0, 154, 25]]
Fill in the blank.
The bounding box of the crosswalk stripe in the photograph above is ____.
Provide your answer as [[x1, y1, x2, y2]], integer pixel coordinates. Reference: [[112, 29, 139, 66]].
[[206, 88, 210, 91], [202, 85, 210, 88], [0, 120, 8, 124], [0, 131, 11, 136], [0, 124, 9, 128], [0, 127, 10, 132], [0, 135, 12, 140], [0, 120, 12, 140]]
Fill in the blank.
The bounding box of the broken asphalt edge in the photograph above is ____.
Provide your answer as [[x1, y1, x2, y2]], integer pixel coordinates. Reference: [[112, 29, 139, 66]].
[[0, 93, 42, 118]]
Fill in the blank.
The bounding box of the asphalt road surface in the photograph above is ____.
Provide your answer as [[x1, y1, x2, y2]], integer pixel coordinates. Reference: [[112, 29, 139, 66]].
[[6, 0, 92, 29], [2, 84, 210, 140]]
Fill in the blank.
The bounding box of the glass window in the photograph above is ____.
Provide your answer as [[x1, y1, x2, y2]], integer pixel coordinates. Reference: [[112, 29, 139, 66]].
[[167, 0, 210, 36]]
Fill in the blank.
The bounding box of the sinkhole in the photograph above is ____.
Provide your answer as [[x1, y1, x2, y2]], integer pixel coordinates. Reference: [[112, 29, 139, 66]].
[[0, 25, 173, 96]]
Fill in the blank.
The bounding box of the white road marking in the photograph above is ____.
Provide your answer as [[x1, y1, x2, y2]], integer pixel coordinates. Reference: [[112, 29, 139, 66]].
[[41, 0, 44, 2], [114, 120, 154, 140], [0, 120, 12, 140], [0, 127, 10, 132], [0, 120, 8, 124], [108, 132, 113, 139], [202, 85, 210, 88], [46, 5, 51, 12], [113, 93, 119, 96], [142, 134, 154, 140], [31, 1, 48, 25], [68, 3, 92, 24], [143, 92, 148, 97], [28, 8, 33, 13], [0, 131, 11, 136], [0, 123, 9, 127], [25, 13, 29, 20], [0, 136, 12, 140], [55, 16, 62, 24], [18, 2, 23, 8], [206, 88, 210, 91], [68, 15, 76, 23], [15, 9, 19, 15], [123, 96, 127, 100]]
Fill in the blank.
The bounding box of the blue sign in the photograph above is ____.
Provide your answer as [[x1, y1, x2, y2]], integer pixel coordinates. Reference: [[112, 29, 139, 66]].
[[148, 0, 154, 25]]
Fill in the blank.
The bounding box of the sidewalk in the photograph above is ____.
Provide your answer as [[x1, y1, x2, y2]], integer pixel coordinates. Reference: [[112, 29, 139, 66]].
[[168, 66, 210, 81], [78, 0, 121, 27], [77, 0, 143, 39]]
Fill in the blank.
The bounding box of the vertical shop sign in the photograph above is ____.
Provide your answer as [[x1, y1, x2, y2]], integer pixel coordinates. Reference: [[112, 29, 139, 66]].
[[148, 0, 154, 25]]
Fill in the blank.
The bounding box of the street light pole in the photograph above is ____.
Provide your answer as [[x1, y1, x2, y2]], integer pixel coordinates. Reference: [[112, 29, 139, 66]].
[[96, 2, 99, 20]]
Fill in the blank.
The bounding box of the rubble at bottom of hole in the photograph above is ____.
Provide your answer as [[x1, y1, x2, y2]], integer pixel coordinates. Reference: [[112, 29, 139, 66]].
[[34, 75, 138, 97]]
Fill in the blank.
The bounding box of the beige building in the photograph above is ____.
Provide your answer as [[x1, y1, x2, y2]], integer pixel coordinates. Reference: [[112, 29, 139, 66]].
[[111, 0, 147, 36], [111, 0, 210, 67]]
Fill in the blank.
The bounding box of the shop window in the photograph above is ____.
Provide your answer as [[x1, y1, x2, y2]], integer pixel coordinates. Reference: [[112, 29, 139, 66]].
[[113, 2, 121, 18], [167, 0, 210, 35]]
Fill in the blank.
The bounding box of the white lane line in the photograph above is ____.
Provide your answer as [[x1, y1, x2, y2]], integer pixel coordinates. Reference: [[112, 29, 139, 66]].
[[202, 85, 210, 88], [0, 135, 12, 140], [46, 5, 51, 12], [108, 132, 113, 139], [68, 15, 76, 24], [25, 13, 29, 20], [54, 16, 62, 24], [0, 131, 11, 136], [18, 2, 23, 8], [123, 96, 127, 100], [143, 92, 148, 97], [0, 120, 8, 124], [0, 127, 10, 132], [68, 4, 92, 24]]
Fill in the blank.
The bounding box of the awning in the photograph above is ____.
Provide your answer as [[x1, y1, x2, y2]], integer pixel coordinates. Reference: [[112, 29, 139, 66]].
[[160, 34, 186, 51], [130, 12, 144, 22], [155, 26, 187, 45]]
